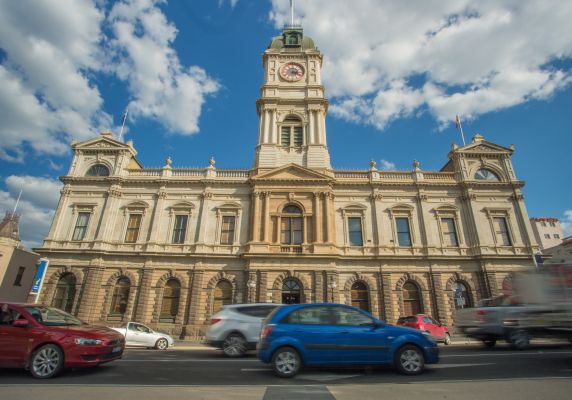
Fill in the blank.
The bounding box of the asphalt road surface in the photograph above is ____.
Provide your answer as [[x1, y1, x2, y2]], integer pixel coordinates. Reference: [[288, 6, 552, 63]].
[[1, 342, 572, 399]]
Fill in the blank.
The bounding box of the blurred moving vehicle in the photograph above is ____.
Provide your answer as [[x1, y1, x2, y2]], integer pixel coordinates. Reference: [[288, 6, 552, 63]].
[[397, 314, 451, 345], [111, 322, 174, 350], [455, 264, 572, 349], [206, 303, 279, 357], [0, 303, 124, 379], [257, 303, 439, 378]]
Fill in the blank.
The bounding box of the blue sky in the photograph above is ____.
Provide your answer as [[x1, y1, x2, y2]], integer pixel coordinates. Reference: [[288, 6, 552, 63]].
[[0, 0, 571, 248]]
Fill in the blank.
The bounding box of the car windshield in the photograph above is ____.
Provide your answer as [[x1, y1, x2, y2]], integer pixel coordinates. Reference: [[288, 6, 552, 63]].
[[24, 306, 84, 326]]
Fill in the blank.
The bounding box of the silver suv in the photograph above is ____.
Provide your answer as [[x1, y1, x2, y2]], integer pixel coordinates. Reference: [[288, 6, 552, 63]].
[[206, 303, 279, 357]]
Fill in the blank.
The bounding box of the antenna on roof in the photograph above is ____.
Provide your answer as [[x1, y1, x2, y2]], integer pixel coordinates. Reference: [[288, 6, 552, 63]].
[[290, 0, 294, 26]]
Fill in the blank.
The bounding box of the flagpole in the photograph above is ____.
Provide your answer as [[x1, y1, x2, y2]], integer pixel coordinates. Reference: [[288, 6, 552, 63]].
[[290, 0, 294, 26], [456, 114, 466, 146], [12, 189, 22, 214], [119, 108, 128, 142]]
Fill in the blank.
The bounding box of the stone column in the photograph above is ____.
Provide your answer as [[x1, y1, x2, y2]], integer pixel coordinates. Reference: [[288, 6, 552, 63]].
[[263, 192, 270, 243], [313, 192, 322, 243], [381, 272, 396, 323], [46, 185, 72, 241], [324, 192, 333, 243], [251, 192, 261, 242], [95, 185, 122, 241], [148, 190, 167, 243], [196, 191, 212, 244], [133, 266, 155, 323], [76, 266, 105, 323]]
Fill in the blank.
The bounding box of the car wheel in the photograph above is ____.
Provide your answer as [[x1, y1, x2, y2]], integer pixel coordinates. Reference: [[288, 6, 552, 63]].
[[222, 333, 247, 357], [155, 338, 169, 350], [272, 346, 301, 378], [509, 330, 531, 350], [482, 338, 497, 348], [444, 333, 451, 345], [30, 344, 64, 379], [395, 345, 425, 375]]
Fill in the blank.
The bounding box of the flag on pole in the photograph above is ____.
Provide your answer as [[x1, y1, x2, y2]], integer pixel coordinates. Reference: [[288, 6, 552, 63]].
[[455, 114, 461, 130], [455, 114, 466, 146]]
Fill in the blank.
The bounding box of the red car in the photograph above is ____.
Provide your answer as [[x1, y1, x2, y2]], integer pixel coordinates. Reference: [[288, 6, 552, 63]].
[[397, 314, 451, 345], [0, 303, 125, 378]]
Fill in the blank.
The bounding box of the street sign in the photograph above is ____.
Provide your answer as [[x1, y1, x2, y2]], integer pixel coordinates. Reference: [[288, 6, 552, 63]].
[[455, 287, 462, 297], [456, 297, 465, 306], [30, 258, 49, 298]]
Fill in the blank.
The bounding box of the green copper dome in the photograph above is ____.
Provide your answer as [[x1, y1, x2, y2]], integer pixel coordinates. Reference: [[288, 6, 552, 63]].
[[268, 26, 316, 51]]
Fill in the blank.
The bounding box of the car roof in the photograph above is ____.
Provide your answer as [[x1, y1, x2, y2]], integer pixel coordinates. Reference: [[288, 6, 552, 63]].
[[223, 303, 280, 309]]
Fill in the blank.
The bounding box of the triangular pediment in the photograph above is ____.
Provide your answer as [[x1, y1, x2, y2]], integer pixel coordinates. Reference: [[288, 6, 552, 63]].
[[253, 164, 333, 182], [457, 141, 512, 154], [73, 134, 132, 152]]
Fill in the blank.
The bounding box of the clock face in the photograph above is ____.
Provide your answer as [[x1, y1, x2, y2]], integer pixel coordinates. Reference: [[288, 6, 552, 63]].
[[280, 63, 304, 81]]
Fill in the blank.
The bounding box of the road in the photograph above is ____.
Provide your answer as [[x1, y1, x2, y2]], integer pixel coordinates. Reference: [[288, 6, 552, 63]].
[[1, 342, 572, 399]]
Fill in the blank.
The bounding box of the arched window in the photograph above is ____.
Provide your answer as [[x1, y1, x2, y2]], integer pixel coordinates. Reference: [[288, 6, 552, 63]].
[[160, 279, 181, 322], [452, 281, 472, 309], [280, 116, 303, 147], [51, 273, 76, 313], [403, 281, 422, 315], [281, 205, 303, 245], [282, 278, 301, 304], [86, 164, 110, 177], [351, 282, 370, 312], [213, 280, 232, 313], [110, 277, 130, 316], [474, 169, 499, 181]]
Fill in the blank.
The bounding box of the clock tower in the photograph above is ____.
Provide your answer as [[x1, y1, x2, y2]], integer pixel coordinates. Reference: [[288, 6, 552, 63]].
[[253, 25, 332, 173]]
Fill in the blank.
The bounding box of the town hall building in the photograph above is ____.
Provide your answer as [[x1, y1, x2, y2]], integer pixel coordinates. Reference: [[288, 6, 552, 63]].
[[36, 24, 540, 339]]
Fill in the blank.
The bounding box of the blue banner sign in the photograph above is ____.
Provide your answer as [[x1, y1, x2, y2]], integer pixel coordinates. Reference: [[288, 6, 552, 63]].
[[30, 258, 49, 295]]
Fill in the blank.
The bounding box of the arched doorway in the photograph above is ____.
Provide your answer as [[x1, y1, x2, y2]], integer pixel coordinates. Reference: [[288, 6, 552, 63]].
[[213, 280, 232, 313], [160, 279, 181, 322], [110, 277, 131, 316], [51, 273, 76, 313], [282, 278, 301, 304], [402, 281, 422, 315], [351, 281, 370, 312]]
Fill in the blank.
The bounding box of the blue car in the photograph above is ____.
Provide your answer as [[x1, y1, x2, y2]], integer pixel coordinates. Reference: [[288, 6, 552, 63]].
[[257, 303, 439, 378]]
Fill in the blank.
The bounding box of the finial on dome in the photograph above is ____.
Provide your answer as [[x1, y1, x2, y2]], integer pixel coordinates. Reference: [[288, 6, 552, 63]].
[[369, 159, 377, 170], [413, 159, 420, 170]]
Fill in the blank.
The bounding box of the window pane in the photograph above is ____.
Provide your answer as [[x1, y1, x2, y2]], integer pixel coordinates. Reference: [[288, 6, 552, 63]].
[[221, 216, 235, 244], [125, 214, 142, 243], [172, 215, 188, 244], [292, 217, 303, 244], [293, 127, 303, 146], [281, 218, 291, 244], [441, 218, 458, 246], [110, 278, 130, 315], [72, 212, 90, 241], [334, 308, 373, 326], [396, 218, 412, 246], [493, 217, 511, 246], [160, 279, 180, 320], [348, 217, 363, 246], [281, 126, 290, 146], [287, 307, 330, 324]]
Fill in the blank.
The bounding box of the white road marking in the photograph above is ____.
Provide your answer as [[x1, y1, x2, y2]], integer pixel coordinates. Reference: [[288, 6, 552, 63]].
[[295, 373, 363, 381], [441, 350, 572, 358], [241, 368, 271, 371], [429, 363, 494, 368]]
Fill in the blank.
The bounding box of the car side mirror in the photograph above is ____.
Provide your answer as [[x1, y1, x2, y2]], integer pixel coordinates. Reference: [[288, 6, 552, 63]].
[[13, 319, 30, 328]]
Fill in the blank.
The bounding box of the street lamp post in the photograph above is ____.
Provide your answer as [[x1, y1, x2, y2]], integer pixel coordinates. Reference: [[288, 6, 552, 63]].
[[328, 279, 337, 303]]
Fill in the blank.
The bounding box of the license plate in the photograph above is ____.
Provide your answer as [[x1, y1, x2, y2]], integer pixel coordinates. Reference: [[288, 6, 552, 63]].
[[112, 346, 122, 353]]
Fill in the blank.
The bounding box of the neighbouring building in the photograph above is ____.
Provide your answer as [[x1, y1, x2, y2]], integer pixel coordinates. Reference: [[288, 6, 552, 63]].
[[36, 24, 540, 338], [530, 217, 564, 250], [543, 236, 572, 265], [0, 212, 39, 302]]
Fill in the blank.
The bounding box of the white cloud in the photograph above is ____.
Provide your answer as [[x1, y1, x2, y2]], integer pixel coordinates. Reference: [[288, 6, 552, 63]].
[[0, 176, 62, 249], [218, 0, 239, 8], [0, 0, 220, 162], [108, 0, 220, 135], [270, 0, 572, 130], [379, 159, 396, 170], [561, 210, 572, 238]]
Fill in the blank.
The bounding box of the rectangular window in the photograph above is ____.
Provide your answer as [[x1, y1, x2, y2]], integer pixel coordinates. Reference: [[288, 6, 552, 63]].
[[72, 212, 90, 241], [220, 216, 236, 245], [293, 127, 303, 146], [493, 217, 512, 246], [550, 222, 556, 227], [172, 215, 188, 244], [554, 234, 560, 239], [125, 214, 142, 243], [281, 126, 290, 146], [544, 233, 551, 239], [291, 217, 303, 244], [396, 217, 412, 247], [13, 266, 25, 286], [348, 217, 363, 246], [440, 218, 459, 246], [281, 218, 302, 244], [541, 222, 547, 227]]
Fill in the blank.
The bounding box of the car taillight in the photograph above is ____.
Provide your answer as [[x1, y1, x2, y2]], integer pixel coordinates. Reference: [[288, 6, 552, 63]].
[[261, 324, 276, 339], [210, 318, 222, 325]]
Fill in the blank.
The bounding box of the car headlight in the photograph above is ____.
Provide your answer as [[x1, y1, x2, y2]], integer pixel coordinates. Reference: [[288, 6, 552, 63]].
[[74, 338, 103, 346]]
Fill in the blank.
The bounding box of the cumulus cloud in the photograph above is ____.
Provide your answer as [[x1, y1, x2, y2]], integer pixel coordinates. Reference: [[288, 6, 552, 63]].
[[379, 159, 396, 170], [0, 0, 220, 162], [270, 0, 572, 130], [108, 0, 220, 135], [561, 210, 572, 238], [0, 176, 62, 249]]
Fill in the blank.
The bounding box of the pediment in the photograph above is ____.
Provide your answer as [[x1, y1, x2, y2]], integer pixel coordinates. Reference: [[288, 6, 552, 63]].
[[73, 135, 131, 152], [457, 141, 511, 154], [253, 164, 333, 182]]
